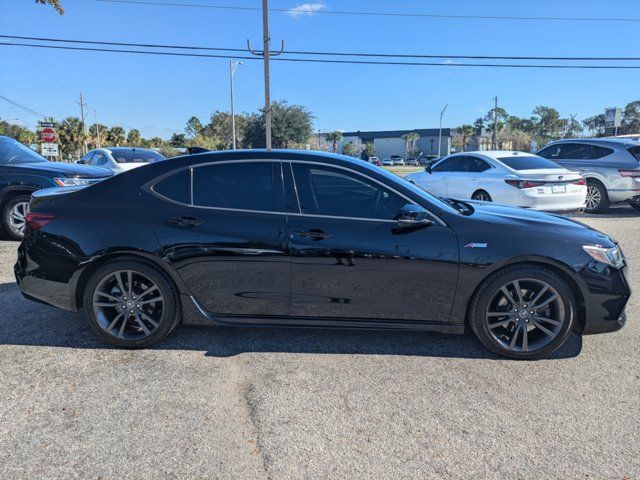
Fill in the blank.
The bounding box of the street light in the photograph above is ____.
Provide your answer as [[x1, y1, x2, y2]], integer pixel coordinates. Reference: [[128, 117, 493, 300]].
[[438, 104, 448, 158], [230, 60, 242, 150]]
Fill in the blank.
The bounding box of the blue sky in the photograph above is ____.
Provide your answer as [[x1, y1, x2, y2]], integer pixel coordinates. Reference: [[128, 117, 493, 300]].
[[1, 0, 639, 138]]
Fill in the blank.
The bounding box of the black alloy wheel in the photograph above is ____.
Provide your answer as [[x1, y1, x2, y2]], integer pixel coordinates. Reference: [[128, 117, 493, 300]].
[[470, 265, 575, 360], [83, 259, 181, 348], [472, 190, 492, 202]]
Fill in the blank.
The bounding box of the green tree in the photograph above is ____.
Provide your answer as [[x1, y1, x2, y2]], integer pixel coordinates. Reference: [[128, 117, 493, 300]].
[[325, 131, 343, 154], [452, 125, 474, 151], [170, 132, 187, 147], [401, 132, 420, 158], [35, 0, 64, 14], [57, 117, 84, 158], [560, 116, 583, 138], [582, 114, 606, 137], [362, 142, 376, 160], [621, 100, 640, 134], [126, 129, 142, 146], [88, 123, 108, 148], [531, 106, 562, 142], [342, 141, 358, 157], [185, 116, 204, 139], [244, 101, 313, 149], [147, 137, 165, 148], [107, 126, 126, 146]]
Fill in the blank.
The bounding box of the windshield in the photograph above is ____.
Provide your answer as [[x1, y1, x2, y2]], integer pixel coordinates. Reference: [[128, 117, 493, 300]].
[[109, 149, 165, 164], [0, 137, 48, 165], [497, 155, 562, 170]]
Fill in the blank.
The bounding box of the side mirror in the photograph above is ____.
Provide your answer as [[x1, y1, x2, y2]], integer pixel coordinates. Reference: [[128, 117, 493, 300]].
[[394, 204, 435, 229], [425, 164, 432, 174]]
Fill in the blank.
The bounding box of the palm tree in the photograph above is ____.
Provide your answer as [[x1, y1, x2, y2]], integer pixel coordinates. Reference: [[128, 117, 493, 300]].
[[326, 131, 343, 153], [126, 129, 142, 147], [107, 126, 126, 147], [57, 117, 84, 159], [401, 132, 420, 158]]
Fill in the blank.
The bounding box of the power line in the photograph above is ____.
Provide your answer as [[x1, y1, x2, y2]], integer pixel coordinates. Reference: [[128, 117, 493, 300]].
[[2, 34, 640, 62], [3, 41, 640, 69], [94, 0, 640, 23], [0, 94, 45, 117]]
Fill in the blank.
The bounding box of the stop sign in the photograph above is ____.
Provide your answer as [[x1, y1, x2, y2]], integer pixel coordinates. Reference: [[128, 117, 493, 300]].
[[41, 128, 56, 143]]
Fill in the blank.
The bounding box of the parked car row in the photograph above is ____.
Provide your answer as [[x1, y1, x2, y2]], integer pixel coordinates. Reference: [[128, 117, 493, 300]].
[[405, 137, 640, 213], [0, 137, 165, 240]]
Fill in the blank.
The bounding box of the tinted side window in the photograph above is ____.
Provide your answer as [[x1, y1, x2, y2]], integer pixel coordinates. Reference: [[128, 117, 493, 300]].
[[80, 152, 94, 164], [465, 157, 491, 172], [589, 145, 614, 159], [154, 169, 190, 204], [538, 144, 579, 159], [193, 162, 277, 211], [92, 153, 108, 166], [628, 146, 640, 161], [291, 164, 406, 220], [433, 157, 462, 172]]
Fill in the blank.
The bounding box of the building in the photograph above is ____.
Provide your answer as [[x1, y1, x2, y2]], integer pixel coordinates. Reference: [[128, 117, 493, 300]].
[[321, 128, 451, 158]]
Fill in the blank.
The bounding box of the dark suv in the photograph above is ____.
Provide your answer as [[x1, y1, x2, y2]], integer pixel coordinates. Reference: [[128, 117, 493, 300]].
[[0, 136, 112, 239]]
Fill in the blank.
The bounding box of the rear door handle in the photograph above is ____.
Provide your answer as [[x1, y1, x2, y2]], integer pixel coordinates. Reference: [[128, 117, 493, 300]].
[[167, 216, 204, 227], [294, 229, 332, 241]]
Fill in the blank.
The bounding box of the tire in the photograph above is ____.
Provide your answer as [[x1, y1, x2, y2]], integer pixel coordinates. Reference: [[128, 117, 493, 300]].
[[628, 199, 640, 211], [2, 194, 31, 241], [82, 258, 181, 348], [585, 180, 609, 213], [471, 190, 492, 202], [469, 264, 575, 360]]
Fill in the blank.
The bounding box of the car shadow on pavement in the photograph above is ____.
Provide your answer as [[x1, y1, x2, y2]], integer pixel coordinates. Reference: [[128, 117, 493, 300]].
[[0, 282, 583, 360]]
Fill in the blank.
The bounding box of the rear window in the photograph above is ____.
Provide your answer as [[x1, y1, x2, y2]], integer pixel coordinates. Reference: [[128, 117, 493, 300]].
[[628, 146, 640, 162], [497, 155, 562, 170], [110, 149, 165, 164]]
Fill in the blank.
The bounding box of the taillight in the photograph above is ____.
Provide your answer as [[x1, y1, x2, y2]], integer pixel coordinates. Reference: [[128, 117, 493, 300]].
[[572, 178, 586, 186], [504, 179, 546, 189], [25, 213, 57, 231], [619, 169, 640, 178]]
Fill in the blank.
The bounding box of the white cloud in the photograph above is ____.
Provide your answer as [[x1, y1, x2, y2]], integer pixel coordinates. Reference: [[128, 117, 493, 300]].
[[286, 3, 326, 18]]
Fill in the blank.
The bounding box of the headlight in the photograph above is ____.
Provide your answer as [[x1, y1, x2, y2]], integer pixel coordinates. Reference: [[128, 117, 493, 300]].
[[53, 177, 94, 187], [583, 244, 624, 268]]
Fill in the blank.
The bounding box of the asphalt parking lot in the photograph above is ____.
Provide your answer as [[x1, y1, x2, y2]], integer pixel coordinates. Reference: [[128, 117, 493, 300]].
[[0, 207, 638, 479]]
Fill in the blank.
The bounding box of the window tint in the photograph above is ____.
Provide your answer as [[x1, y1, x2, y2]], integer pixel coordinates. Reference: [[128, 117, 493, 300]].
[[538, 143, 613, 160], [193, 162, 277, 211], [497, 155, 562, 170], [432, 157, 462, 172], [109, 149, 165, 163], [80, 152, 94, 164], [291, 163, 406, 220], [91, 153, 108, 166], [628, 146, 640, 162], [461, 156, 491, 172], [154, 169, 190, 204]]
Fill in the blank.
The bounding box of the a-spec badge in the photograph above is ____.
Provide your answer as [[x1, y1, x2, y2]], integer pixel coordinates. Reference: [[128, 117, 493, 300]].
[[465, 243, 488, 249]]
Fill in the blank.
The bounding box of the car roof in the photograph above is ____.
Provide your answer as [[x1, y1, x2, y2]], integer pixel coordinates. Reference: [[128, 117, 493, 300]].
[[449, 150, 538, 160], [545, 137, 640, 148]]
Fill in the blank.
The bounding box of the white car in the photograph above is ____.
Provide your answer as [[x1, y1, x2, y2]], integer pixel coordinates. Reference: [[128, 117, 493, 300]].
[[382, 158, 394, 166], [405, 150, 587, 212], [79, 147, 165, 174]]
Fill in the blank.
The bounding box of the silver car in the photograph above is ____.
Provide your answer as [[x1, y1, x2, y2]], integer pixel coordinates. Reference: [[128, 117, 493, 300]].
[[79, 147, 165, 174], [537, 138, 640, 212]]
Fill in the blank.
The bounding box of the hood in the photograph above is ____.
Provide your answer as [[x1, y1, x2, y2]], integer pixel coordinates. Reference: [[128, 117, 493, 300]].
[[462, 200, 613, 245], [16, 161, 112, 178]]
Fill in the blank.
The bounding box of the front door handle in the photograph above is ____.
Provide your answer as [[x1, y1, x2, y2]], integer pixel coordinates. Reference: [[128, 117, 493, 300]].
[[294, 228, 332, 241], [167, 216, 204, 228]]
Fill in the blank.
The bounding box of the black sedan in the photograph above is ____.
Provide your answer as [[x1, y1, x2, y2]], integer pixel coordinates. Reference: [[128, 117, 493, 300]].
[[15, 150, 631, 359]]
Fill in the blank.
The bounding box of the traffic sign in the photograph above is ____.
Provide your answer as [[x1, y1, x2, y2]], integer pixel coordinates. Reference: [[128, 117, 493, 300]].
[[41, 143, 59, 157], [41, 128, 56, 143]]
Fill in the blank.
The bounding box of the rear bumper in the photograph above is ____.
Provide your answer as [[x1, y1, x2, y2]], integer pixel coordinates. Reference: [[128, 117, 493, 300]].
[[577, 262, 632, 335], [14, 240, 78, 312], [517, 189, 587, 212]]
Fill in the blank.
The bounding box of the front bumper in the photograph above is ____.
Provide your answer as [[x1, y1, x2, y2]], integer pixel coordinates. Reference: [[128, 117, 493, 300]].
[[577, 262, 632, 335]]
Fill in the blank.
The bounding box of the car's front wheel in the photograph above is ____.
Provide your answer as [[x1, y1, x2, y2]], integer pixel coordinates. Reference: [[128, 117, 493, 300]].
[[2, 194, 31, 240], [628, 198, 640, 211], [83, 258, 181, 348], [469, 265, 575, 360]]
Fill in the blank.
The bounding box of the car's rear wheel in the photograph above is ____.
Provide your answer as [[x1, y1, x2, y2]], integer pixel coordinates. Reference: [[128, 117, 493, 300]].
[[2, 194, 31, 240], [83, 259, 181, 348], [469, 265, 575, 360], [472, 190, 492, 202], [628, 198, 640, 211], [585, 180, 609, 213]]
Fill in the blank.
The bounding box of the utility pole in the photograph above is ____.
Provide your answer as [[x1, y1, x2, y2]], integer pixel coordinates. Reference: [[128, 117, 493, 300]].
[[247, 0, 284, 151], [229, 60, 242, 150], [77, 92, 88, 155], [438, 104, 448, 158], [492, 96, 498, 150], [91, 109, 101, 148]]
